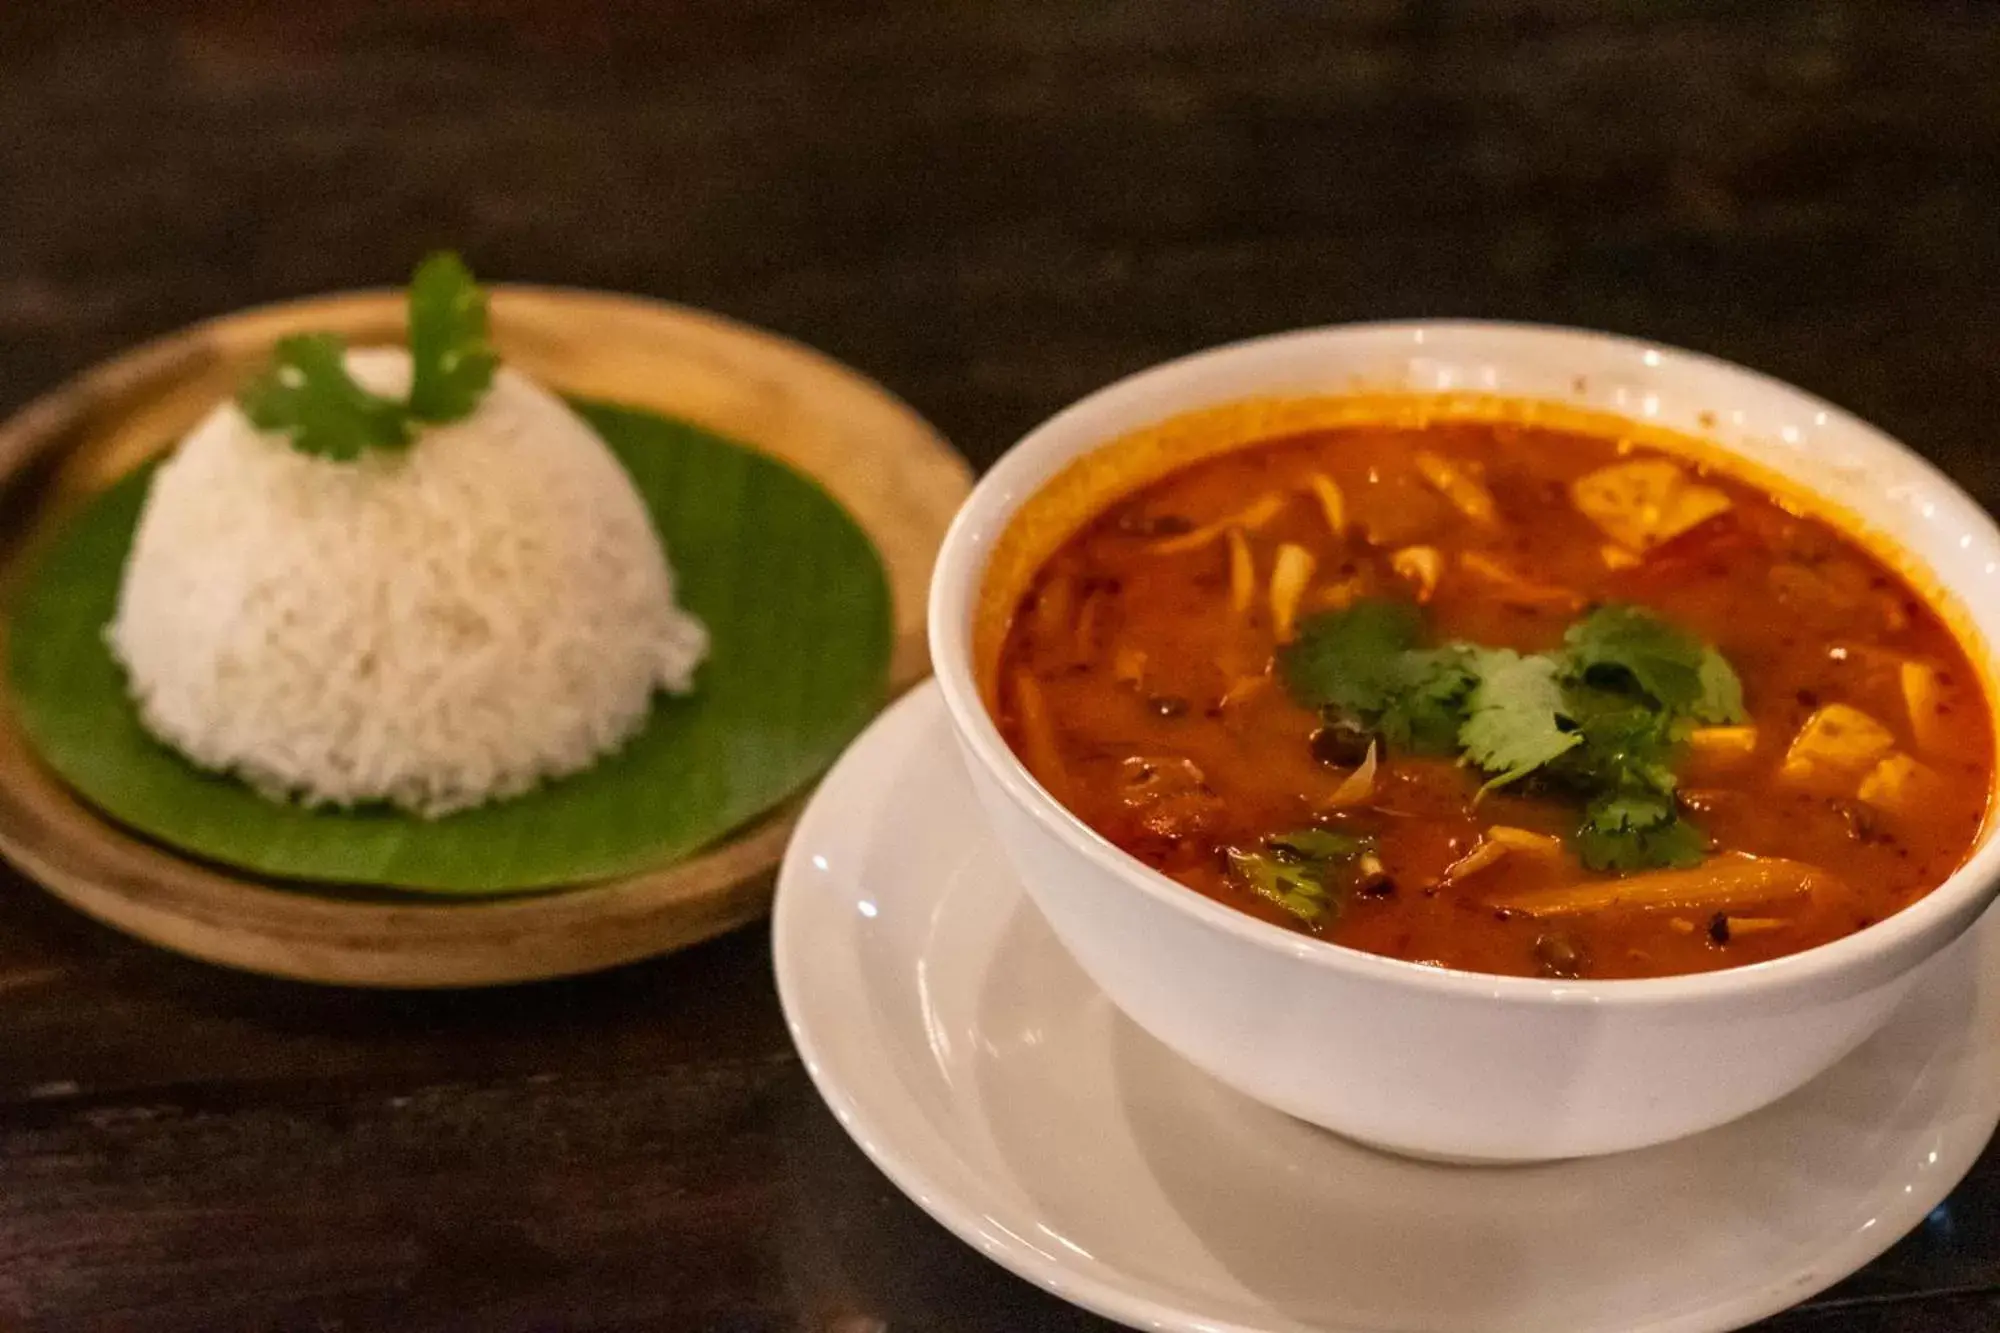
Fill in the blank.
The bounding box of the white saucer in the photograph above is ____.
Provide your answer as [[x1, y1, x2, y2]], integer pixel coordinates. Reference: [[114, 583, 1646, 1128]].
[[773, 682, 2000, 1333]]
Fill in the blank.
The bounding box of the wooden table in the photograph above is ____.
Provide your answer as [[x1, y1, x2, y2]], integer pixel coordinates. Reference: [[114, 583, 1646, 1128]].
[[4, 2, 2000, 1327]]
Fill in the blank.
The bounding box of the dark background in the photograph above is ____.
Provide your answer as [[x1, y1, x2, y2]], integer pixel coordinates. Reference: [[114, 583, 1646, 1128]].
[[4, 2, 2000, 1329]]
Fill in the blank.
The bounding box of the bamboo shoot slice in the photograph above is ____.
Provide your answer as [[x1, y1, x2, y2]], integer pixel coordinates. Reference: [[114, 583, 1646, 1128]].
[[1491, 855, 1832, 918], [1227, 527, 1255, 614], [1391, 545, 1443, 602], [1459, 551, 1584, 609], [1308, 473, 1347, 538], [1147, 492, 1288, 554], [1325, 740, 1378, 807], [1486, 825, 1565, 856], [1415, 451, 1499, 524], [1269, 543, 1316, 641]]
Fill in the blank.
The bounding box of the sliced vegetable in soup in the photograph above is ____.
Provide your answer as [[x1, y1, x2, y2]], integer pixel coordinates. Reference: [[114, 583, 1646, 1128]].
[[994, 417, 1993, 979]]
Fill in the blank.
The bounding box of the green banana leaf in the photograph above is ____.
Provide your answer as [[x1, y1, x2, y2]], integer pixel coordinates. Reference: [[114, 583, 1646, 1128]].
[[7, 400, 891, 894]]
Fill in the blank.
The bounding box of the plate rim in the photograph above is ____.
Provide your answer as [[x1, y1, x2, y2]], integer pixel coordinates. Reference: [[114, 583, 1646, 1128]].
[[774, 680, 2000, 1333], [0, 285, 972, 986]]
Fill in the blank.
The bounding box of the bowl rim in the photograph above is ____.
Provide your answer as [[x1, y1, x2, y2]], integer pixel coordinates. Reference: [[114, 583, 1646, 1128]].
[[929, 317, 2000, 1007]]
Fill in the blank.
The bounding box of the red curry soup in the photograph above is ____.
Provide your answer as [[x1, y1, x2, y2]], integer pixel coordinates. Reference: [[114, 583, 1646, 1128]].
[[992, 409, 1994, 980]]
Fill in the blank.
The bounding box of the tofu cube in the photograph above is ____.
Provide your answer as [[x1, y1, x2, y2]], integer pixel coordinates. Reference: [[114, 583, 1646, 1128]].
[[1688, 725, 1759, 764], [1571, 458, 1732, 552], [1780, 705, 1896, 792], [1859, 753, 1947, 818], [1901, 660, 1954, 756]]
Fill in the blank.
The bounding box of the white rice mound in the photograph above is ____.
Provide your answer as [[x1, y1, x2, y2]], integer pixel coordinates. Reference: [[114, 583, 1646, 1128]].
[[106, 347, 710, 818]]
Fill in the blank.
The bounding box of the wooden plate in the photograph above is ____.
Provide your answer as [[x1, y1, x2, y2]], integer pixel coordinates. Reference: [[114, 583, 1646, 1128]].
[[0, 288, 971, 986]]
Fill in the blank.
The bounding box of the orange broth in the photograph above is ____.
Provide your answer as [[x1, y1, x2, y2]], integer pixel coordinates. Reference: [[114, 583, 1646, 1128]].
[[993, 417, 1994, 979]]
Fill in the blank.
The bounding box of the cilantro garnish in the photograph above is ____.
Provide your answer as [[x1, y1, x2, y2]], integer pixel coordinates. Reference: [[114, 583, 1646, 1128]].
[[1279, 603, 1477, 754], [1574, 789, 1707, 871], [1278, 598, 1742, 872], [1459, 649, 1580, 790], [234, 252, 498, 460], [238, 334, 415, 461], [1563, 604, 1745, 725], [406, 252, 499, 422], [1386, 650, 1484, 753], [1548, 689, 1680, 796], [1278, 600, 1424, 713], [1228, 828, 1371, 923], [1695, 652, 1748, 727], [1270, 827, 1367, 861]]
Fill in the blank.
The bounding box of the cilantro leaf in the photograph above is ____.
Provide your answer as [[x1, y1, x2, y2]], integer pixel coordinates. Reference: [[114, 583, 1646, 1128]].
[[236, 254, 501, 461], [1563, 604, 1745, 725], [1382, 648, 1481, 753], [1229, 848, 1334, 922], [1279, 601, 1425, 716], [1551, 687, 1681, 797], [1695, 650, 1746, 726], [1546, 687, 1706, 870], [237, 333, 414, 461], [1574, 789, 1707, 872], [406, 251, 499, 422], [1279, 601, 1477, 755], [1228, 828, 1372, 923], [1459, 649, 1581, 789], [1279, 599, 1742, 875], [1270, 828, 1366, 860], [1563, 604, 1703, 711]]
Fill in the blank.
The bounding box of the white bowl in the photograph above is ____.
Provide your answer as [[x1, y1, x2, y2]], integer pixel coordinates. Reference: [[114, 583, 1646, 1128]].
[[928, 320, 2000, 1163]]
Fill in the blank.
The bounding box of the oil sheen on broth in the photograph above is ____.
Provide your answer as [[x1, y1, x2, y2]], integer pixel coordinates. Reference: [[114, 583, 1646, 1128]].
[[994, 417, 1994, 980]]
